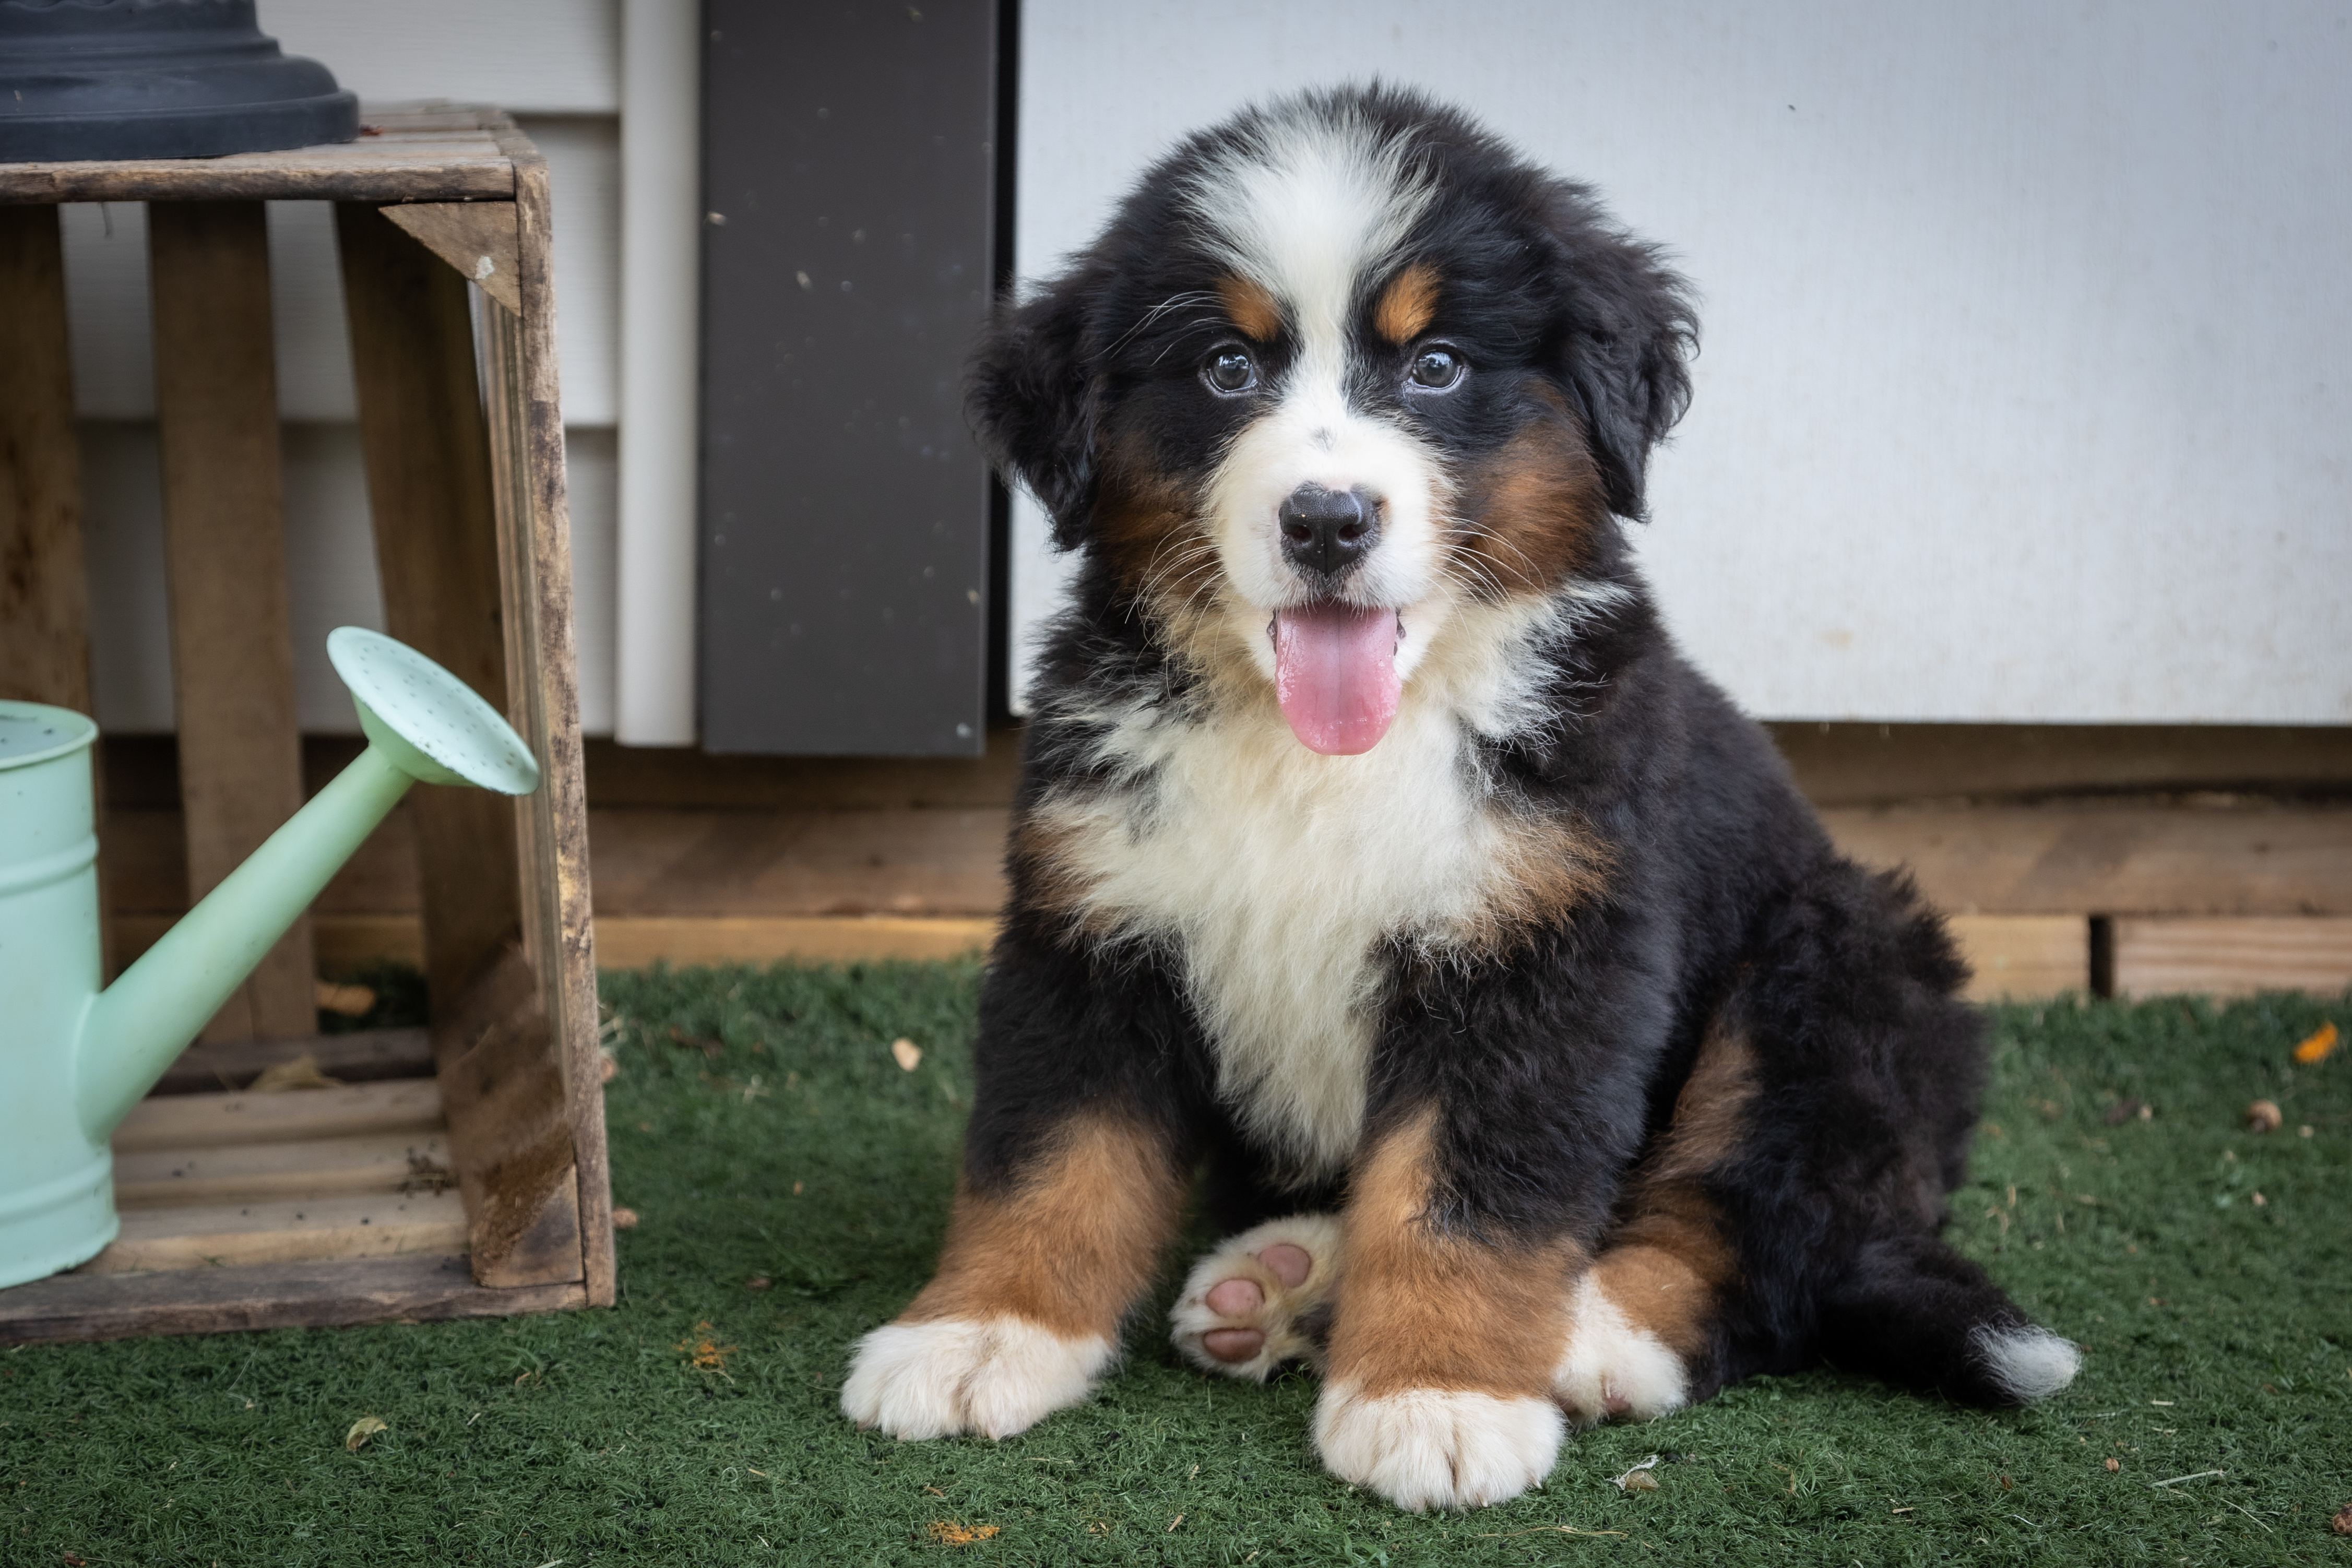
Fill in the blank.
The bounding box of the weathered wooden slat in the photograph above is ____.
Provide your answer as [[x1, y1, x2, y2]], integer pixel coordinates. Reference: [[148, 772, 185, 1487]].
[[0, 204, 92, 713], [77, 1190, 468, 1274], [335, 199, 527, 1017], [382, 200, 521, 312], [114, 1079, 443, 1154], [0, 106, 512, 204], [152, 1028, 434, 1096], [431, 945, 580, 1289], [2111, 917, 2352, 999], [112, 1130, 452, 1208], [476, 118, 613, 1306], [0, 1253, 584, 1348], [148, 198, 315, 1042]]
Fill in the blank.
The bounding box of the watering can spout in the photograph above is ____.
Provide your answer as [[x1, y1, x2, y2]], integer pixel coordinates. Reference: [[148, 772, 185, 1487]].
[[71, 628, 541, 1142]]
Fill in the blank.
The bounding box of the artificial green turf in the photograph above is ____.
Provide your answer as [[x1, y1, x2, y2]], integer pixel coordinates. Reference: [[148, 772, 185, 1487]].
[[4, 964, 2347, 1566]]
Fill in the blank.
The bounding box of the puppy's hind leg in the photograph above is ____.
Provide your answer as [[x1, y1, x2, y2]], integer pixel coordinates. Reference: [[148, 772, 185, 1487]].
[[1554, 1019, 1750, 1425], [1170, 1214, 1344, 1381]]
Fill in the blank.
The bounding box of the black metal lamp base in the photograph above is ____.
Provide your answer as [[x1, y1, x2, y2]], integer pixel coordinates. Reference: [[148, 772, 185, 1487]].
[[0, 0, 357, 162]]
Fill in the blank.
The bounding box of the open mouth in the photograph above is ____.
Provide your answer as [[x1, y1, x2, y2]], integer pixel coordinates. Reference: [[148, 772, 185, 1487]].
[[1270, 601, 1404, 755]]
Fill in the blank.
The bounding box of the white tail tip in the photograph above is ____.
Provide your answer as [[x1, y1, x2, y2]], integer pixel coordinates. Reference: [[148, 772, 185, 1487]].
[[1973, 1323, 2081, 1401]]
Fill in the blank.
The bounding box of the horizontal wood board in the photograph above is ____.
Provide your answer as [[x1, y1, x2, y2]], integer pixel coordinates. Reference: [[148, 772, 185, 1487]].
[[2111, 917, 2352, 1000], [0, 108, 515, 204], [0, 1253, 584, 1347]]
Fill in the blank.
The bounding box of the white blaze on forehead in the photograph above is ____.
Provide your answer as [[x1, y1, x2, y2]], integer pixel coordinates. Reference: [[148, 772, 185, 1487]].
[[1182, 104, 1433, 373], [1183, 104, 1451, 650]]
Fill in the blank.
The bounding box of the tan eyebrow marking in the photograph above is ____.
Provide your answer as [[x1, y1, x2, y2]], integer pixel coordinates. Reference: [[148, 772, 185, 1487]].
[[1218, 273, 1282, 342], [1373, 263, 1440, 344]]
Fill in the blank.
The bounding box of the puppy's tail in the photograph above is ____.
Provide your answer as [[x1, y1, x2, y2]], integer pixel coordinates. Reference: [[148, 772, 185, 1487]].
[[1817, 1233, 2081, 1406]]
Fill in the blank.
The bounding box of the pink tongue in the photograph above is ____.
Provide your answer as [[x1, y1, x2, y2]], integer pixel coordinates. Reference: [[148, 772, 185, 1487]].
[[1273, 603, 1401, 755]]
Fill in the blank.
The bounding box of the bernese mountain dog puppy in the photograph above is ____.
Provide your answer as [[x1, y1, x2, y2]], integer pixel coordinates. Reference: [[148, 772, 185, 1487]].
[[841, 84, 2078, 1512]]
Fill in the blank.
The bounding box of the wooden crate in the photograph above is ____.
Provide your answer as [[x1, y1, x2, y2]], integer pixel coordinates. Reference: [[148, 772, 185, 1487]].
[[0, 106, 611, 1345]]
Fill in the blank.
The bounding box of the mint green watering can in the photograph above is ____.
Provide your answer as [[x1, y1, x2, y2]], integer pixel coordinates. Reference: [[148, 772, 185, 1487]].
[[0, 627, 541, 1290]]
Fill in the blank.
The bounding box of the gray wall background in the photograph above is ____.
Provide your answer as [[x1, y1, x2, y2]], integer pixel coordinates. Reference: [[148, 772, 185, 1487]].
[[1009, 1, 2352, 723]]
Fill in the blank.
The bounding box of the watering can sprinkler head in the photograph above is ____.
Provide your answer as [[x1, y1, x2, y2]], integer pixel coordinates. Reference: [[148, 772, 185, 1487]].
[[0, 628, 538, 1291], [327, 627, 541, 795]]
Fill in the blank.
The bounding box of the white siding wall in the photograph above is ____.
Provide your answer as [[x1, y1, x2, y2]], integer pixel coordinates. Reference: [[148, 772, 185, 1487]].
[[69, 1, 626, 733], [1009, 1, 2352, 723]]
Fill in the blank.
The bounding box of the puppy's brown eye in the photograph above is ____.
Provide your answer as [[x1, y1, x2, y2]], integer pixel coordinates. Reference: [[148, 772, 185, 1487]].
[[1408, 347, 1464, 390], [1204, 348, 1256, 394]]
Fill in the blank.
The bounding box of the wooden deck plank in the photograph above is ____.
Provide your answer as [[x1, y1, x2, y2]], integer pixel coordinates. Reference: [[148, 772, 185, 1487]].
[[1820, 800, 2352, 917], [0, 1253, 584, 1347], [591, 915, 996, 967], [114, 1079, 443, 1153], [2111, 917, 2352, 999], [1949, 915, 2088, 1001]]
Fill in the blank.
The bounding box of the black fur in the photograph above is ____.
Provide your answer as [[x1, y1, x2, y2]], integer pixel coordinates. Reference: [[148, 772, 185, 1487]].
[[951, 84, 2057, 1426]]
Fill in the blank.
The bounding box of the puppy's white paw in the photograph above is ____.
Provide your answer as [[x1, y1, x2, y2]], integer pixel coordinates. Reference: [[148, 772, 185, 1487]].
[[1313, 1381, 1563, 1512], [840, 1316, 1111, 1440], [1170, 1213, 1343, 1381], [1551, 1273, 1689, 1425]]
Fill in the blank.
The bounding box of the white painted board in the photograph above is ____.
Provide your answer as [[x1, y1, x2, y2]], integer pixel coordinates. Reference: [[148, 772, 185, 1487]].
[[1008, 1, 2352, 723], [79, 423, 617, 738], [263, 0, 619, 115], [62, 115, 621, 734]]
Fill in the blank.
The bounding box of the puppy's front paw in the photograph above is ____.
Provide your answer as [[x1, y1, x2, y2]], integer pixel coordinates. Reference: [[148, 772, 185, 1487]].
[[840, 1316, 1112, 1440], [1551, 1274, 1690, 1425], [1313, 1381, 1563, 1512], [1170, 1213, 1343, 1381]]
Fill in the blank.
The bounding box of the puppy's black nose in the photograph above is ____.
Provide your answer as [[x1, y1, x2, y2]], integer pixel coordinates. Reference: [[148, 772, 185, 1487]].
[[1278, 484, 1379, 579]]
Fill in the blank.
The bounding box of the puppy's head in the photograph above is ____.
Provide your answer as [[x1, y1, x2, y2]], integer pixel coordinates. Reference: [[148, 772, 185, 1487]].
[[973, 86, 1694, 754]]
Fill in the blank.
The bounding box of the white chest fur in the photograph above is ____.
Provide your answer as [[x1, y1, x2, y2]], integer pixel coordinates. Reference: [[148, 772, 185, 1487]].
[[1034, 658, 1532, 1178]]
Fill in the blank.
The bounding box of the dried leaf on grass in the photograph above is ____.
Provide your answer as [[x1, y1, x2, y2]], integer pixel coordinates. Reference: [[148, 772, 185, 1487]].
[[250, 1053, 343, 1093], [892, 1038, 922, 1072], [669, 1025, 724, 1059], [1479, 1525, 1628, 1539], [343, 1415, 387, 1452], [313, 980, 376, 1017], [2331, 1501, 2352, 1536], [2292, 1021, 2339, 1064], [674, 1321, 736, 1372], [927, 1521, 1001, 1546], [2244, 1099, 2283, 1133], [1609, 1454, 1661, 1490], [611, 1207, 639, 1229]]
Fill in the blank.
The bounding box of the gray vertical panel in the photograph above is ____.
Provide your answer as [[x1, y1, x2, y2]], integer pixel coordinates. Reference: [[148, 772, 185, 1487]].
[[701, 0, 995, 755]]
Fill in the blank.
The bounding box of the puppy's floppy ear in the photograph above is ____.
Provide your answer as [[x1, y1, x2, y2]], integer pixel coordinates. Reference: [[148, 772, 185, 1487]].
[[968, 268, 1100, 548], [1541, 184, 1697, 521]]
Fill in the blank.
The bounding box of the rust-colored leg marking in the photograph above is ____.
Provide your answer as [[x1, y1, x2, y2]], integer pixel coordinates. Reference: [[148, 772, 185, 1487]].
[[900, 1111, 1187, 1341], [1327, 1109, 1580, 1400]]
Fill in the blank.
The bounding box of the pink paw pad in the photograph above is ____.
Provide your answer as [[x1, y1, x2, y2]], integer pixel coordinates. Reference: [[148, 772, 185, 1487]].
[[1172, 1215, 1343, 1381], [1198, 1244, 1316, 1363]]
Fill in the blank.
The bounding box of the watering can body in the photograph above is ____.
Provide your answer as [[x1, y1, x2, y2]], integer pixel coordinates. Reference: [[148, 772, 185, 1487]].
[[0, 628, 542, 1291], [0, 707, 114, 1285]]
